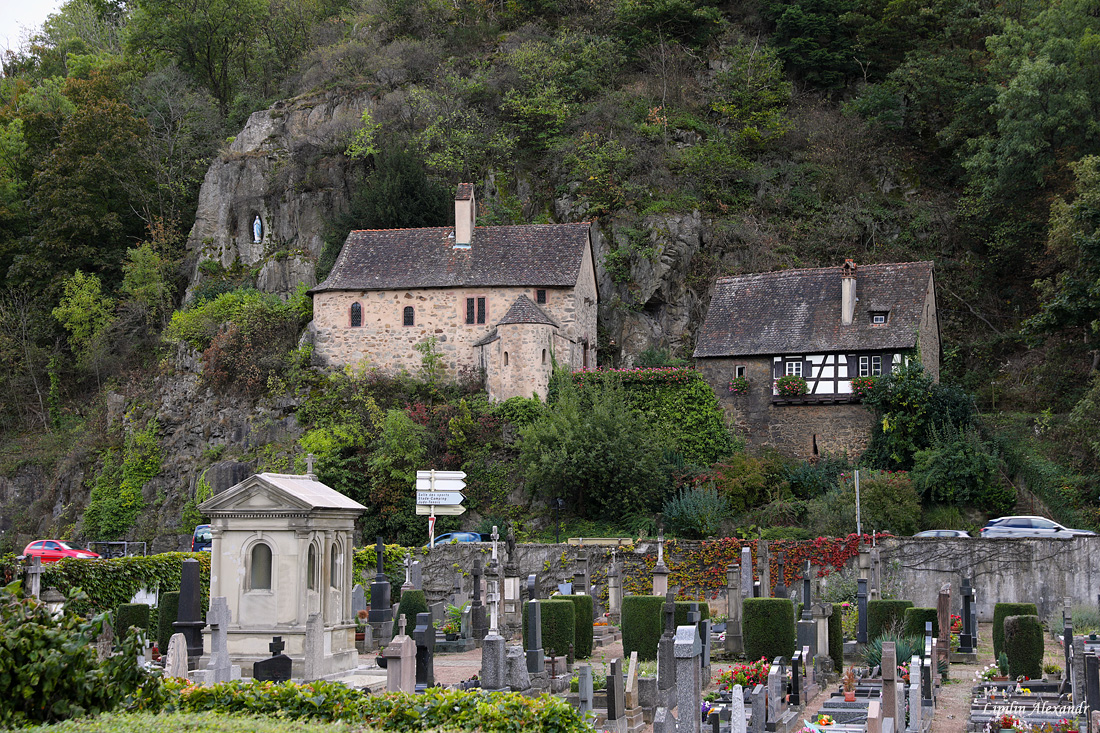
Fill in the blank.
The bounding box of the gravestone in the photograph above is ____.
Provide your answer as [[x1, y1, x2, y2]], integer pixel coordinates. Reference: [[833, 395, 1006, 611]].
[[25, 556, 42, 600], [578, 664, 594, 715], [867, 700, 882, 733], [1085, 654, 1100, 714], [935, 583, 951, 666], [625, 652, 639, 708], [413, 612, 435, 692], [608, 551, 622, 624], [750, 683, 766, 733], [165, 633, 189, 678], [253, 636, 292, 682], [652, 531, 670, 597], [430, 602, 446, 628], [856, 578, 869, 644], [741, 547, 753, 602], [802, 561, 812, 606], [204, 597, 233, 684], [881, 641, 898, 728], [526, 575, 544, 674], [369, 537, 393, 641], [96, 618, 114, 661], [658, 592, 676, 694], [959, 578, 975, 654], [790, 650, 803, 706], [410, 560, 423, 590], [700, 618, 712, 679], [674, 625, 702, 733], [730, 685, 746, 733], [608, 658, 626, 731], [727, 562, 743, 654], [767, 658, 783, 725], [471, 557, 488, 641], [383, 615, 416, 693], [451, 568, 467, 607], [174, 558, 205, 664], [505, 645, 531, 691], [654, 707, 673, 733], [574, 548, 589, 596], [774, 552, 788, 599], [907, 655, 922, 732], [758, 542, 771, 598]]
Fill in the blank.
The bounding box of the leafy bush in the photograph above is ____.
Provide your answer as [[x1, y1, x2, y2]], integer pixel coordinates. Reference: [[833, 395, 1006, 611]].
[[706, 451, 790, 514], [911, 428, 1007, 512], [83, 419, 161, 541], [396, 590, 428, 634], [902, 607, 938, 638], [621, 595, 664, 661], [493, 396, 544, 427], [157, 591, 179, 653], [663, 484, 729, 538], [558, 594, 594, 658], [116, 603, 151, 642], [784, 455, 851, 499], [1003, 615, 1043, 680], [831, 470, 922, 536], [862, 632, 923, 669], [867, 600, 913, 640], [18, 711, 369, 733], [993, 603, 1037, 659], [0, 583, 157, 726], [743, 598, 795, 662]]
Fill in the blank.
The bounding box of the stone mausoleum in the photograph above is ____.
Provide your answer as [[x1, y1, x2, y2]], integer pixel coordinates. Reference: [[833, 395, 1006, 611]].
[[198, 471, 365, 679]]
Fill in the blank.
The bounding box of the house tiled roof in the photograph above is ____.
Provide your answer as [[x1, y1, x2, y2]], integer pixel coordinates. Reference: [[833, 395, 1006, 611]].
[[310, 223, 592, 293], [693, 261, 935, 358], [497, 295, 559, 327]]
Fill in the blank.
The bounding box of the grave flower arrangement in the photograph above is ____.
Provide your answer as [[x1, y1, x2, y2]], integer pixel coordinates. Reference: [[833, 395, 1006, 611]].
[[775, 375, 808, 397], [715, 657, 770, 690], [995, 714, 1021, 732], [816, 714, 835, 726], [976, 663, 1000, 682], [1049, 718, 1077, 733], [728, 376, 749, 395]]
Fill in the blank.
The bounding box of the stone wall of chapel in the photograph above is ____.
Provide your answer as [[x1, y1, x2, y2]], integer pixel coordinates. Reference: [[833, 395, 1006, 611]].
[[918, 274, 940, 382], [697, 356, 875, 459], [484, 322, 556, 401], [313, 285, 584, 376], [567, 245, 599, 367]]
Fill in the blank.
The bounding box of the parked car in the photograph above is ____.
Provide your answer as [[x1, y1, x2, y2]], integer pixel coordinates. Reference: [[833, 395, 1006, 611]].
[[979, 515, 1096, 538], [913, 529, 970, 538], [22, 540, 100, 563], [426, 531, 484, 547], [191, 524, 213, 552]]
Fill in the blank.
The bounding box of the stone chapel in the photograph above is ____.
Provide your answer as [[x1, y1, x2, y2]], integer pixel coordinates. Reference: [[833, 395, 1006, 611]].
[[308, 184, 599, 401]]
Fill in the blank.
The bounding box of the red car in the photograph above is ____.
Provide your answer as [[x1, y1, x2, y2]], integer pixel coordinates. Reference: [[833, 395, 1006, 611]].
[[22, 540, 100, 563]]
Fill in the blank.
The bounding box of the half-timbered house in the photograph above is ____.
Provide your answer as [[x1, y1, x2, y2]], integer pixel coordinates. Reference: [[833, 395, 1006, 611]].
[[693, 260, 939, 458]]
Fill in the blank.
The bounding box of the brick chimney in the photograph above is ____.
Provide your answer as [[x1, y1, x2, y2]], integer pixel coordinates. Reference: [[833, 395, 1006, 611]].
[[841, 259, 857, 325], [455, 183, 475, 248]]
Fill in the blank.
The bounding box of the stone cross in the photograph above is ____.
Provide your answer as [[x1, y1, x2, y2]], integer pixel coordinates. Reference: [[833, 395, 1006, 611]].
[[25, 556, 42, 599], [374, 537, 386, 580], [726, 562, 743, 654], [730, 684, 746, 733], [490, 525, 499, 563], [402, 553, 413, 591], [306, 453, 314, 475], [608, 552, 622, 622], [802, 561, 812, 606], [578, 664, 594, 715], [657, 529, 664, 565], [398, 613, 407, 636], [205, 596, 232, 684], [959, 577, 975, 653], [254, 636, 292, 682]]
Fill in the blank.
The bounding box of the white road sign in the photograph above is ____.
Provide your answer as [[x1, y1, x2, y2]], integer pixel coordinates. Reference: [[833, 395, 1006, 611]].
[[415, 470, 466, 492], [417, 491, 465, 505], [416, 504, 466, 516]]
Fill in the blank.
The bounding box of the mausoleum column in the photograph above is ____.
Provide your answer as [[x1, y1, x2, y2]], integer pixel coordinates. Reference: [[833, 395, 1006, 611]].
[[296, 530, 310, 626]]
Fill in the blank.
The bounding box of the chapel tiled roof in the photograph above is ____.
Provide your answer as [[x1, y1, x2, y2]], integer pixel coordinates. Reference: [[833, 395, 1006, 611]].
[[497, 295, 559, 327], [692, 261, 935, 358], [310, 223, 592, 293]]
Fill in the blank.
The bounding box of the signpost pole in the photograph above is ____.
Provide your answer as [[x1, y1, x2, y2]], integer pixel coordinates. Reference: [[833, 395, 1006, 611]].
[[429, 469, 436, 548]]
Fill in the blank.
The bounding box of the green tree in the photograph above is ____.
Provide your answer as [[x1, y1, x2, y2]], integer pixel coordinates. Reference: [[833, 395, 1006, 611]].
[[520, 372, 672, 520], [910, 427, 1008, 512], [764, 0, 859, 88], [52, 270, 115, 384], [120, 237, 176, 326], [366, 409, 428, 543], [710, 38, 792, 146]]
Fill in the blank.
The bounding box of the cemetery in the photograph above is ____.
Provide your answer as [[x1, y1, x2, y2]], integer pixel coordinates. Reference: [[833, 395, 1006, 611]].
[[6, 469, 1100, 733]]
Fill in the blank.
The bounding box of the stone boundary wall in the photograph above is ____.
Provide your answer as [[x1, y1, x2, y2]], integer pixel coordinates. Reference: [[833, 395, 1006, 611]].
[[381, 536, 1099, 626]]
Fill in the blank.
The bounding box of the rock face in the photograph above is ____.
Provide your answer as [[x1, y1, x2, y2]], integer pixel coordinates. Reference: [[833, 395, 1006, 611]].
[[184, 90, 373, 299]]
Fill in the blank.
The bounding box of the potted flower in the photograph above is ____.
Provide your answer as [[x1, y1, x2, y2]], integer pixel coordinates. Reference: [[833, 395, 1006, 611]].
[[728, 376, 749, 395], [842, 668, 857, 702], [1044, 663, 1062, 681], [441, 620, 460, 641], [816, 714, 835, 726], [775, 375, 808, 397], [995, 714, 1019, 733], [355, 609, 368, 641], [850, 376, 876, 400]]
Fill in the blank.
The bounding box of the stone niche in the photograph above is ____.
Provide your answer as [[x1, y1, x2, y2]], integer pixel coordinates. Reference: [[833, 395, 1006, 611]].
[[198, 472, 366, 679]]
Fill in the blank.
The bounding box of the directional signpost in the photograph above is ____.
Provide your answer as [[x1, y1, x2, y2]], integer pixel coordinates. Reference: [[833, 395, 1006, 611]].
[[416, 470, 466, 547]]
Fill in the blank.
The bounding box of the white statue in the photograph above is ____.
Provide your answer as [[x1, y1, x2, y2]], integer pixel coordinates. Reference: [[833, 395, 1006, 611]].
[[253, 215, 262, 243]]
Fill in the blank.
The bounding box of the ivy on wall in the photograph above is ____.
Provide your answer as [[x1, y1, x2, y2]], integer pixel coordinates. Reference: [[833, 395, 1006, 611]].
[[35, 553, 210, 614], [82, 419, 162, 541]]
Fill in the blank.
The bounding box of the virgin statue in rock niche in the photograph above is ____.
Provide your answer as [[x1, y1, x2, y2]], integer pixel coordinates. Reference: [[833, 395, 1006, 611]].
[[253, 215, 263, 243]]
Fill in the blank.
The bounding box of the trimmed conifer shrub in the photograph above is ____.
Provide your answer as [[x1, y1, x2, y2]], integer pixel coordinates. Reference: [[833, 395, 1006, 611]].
[[157, 591, 180, 652], [115, 603, 150, 642], [828, 604, 843, 674], [902, 607, 938, 638], [743, 598, 795, 662], [868, 600, 913, 640], [993, 603, 1037, 659], [397, 590, 428, 634], [674, 601, 711, 627], [559, 595, 595, 659], [541, 600, 576, 657], [1004, 614, 1043, 680], [622, 596, 664, 661]]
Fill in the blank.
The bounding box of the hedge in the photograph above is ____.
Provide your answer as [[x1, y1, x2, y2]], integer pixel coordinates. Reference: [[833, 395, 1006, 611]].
[[351, 544, 411, 604], [828, 604, 843, 674], [993, 603, 1037, 659], [743, 598, 795, 662], [622, 596, 664, 661], [39, 553, 211, 615], [559, 595, 594, 659], [115, 604, 151, 642], [522, 600, 577, 657], [396, 590, 428, 634], [868, 600, 913, 640], [902, 607, 938, 638], [157, 591, 180, 653], [674, 601, 711, 628], [18, 712, 368, 733], [1004, 615, 1043, 681]]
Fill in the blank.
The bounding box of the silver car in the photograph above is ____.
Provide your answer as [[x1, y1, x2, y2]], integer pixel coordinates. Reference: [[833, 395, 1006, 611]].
[[913, 529, 970, 538], [979, 515, 1096, 538]]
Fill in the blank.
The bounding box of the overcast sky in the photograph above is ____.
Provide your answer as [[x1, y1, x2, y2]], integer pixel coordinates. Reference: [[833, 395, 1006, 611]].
[[0, 0, 65, 55]]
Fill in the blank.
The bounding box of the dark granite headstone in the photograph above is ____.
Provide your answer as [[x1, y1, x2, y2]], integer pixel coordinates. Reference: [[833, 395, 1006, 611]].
[[369, 537, 393, 624], [254, 636, 292, 682], [471, 557, 487, 641], [414, 612, 435, 692], [173, 558, 205, 664], [774, 552, 788, 599], [856, 578, 868, 643], [608, 658, 626, 721], [959, 577, 975, 653], [526, 597, 544, 673]]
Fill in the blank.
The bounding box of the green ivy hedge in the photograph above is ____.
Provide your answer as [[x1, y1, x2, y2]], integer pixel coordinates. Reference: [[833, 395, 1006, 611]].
[[868, 600, 913, 640], [1004, 615, 1043, 680], [160, 679, 592, 732], [993, 603, 1037, 659], [743, 598, 794, 662], [40, 553, 210, 615], [115, 604, 150, 642], [396, 590, 427, 634], [674, 601, 711, 627], [157, 592, 180, 652], [828, 604, 843, 674], [351, 544, 411, 603], [621, 596, 664, 661], [558, 595, 594, 659], [902, 607, 938, 638]]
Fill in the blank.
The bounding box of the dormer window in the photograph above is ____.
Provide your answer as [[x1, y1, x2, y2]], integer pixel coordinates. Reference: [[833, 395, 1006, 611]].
[[871, 311, 887, 324]]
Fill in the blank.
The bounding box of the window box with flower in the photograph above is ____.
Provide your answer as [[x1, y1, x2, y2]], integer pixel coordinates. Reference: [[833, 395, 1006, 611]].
[[850, 376, 876, 400], [774, 375, 808, 397], [728, 376, 750, 395]]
